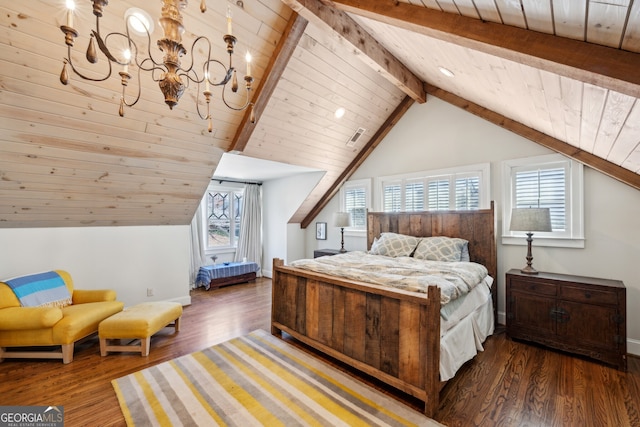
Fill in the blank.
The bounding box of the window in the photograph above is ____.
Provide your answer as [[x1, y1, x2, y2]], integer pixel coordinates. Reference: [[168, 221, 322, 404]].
[[203, 183, 244, 251], [377, 163, 489, 212], [502, 154, 584, 248], [340, 179, 371, 233]]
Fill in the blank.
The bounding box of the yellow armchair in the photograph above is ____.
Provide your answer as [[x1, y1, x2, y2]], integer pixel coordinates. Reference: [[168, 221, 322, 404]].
[[0, 270, 124, 363]]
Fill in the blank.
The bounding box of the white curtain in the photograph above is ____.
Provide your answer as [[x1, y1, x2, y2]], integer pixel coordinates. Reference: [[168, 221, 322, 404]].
[[189, 206, 206, 288], [234, 184, 262, 276]]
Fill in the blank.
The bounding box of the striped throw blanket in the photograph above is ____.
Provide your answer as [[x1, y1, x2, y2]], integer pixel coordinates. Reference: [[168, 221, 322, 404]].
[[4, 271, 72, 307]]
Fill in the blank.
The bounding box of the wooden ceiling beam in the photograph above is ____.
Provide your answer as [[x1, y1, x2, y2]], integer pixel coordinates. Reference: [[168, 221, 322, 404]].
[[231, 13, 309, 152], [281, 0, 426, 103], [425, 84, 640, 191], [300, 95, 415, 228], [329, 0, 640, 98]]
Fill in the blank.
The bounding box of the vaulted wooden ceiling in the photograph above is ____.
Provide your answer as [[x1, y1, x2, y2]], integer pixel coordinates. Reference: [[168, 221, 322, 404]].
[[1, 0, 639, 228]]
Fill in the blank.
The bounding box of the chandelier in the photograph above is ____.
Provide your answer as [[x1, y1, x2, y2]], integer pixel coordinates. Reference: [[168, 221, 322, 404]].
[[59, 0, 255, 133]]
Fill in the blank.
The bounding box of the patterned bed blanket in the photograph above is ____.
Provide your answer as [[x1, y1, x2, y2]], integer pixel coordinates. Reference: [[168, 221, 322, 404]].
[[289, 251, 488, 305]]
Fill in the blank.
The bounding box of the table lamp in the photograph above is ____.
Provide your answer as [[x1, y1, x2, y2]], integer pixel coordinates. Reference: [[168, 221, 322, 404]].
[[333, 212, 351, 253], [509, 207, 552, 274]]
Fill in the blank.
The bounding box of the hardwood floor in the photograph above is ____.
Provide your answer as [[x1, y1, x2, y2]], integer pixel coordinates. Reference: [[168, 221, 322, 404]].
[[0, 278, 638, 426]]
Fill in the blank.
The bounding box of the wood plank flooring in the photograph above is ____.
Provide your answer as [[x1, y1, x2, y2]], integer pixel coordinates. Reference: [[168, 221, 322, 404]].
[[0, 277, 638, 426]]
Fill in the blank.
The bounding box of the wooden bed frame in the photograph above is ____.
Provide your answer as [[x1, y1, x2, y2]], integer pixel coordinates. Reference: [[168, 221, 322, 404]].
[[271, 203, 496, 416]]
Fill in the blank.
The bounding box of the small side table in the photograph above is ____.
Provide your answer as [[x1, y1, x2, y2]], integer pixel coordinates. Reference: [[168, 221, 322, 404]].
[[313, 249, 345, 258]]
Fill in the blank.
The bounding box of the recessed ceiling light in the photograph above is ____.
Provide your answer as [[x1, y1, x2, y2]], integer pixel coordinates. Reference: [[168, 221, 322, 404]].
[[334, 107, 346, 119], [125, 8, 154, 36], [438, 66, 455, 77]]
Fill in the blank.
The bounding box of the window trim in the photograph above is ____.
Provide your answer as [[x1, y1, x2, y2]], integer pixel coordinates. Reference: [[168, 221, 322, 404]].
[[374, 163, 491, 211], [339, 178, 371, 237], [501, 153, 584, 248]]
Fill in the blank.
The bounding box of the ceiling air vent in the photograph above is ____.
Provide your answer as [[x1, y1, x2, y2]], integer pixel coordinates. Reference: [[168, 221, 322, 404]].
[[346, 127, 366, 147]]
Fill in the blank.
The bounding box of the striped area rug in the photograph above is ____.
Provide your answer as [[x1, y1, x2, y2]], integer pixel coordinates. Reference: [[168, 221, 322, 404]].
[[112, 329, 443, 426]]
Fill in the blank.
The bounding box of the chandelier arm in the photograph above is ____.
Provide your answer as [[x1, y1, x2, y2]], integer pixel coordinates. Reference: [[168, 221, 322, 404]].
[[137, 58, 167, 77], [197, 59, 234, 87], [180, 36, 214, 80], [121, 65, 143, 109], [220, 84, 253, 111], [64, 47, 112, 82]]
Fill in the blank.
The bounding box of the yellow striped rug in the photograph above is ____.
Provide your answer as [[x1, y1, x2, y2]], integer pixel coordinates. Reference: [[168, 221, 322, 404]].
[[112, 329, 443, 426]]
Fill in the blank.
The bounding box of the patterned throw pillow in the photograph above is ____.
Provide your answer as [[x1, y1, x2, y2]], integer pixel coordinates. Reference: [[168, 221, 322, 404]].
[[413, 236, 469, 262], [369, 233, 420, 257]]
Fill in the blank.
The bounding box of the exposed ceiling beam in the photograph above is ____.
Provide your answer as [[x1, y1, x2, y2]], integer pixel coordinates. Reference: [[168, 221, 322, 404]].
[[425, 84, 640, 191], [330, 0, 640, 98], [300, 95, 416, 228], [281, 0, 426, 103], [230, 13, 309, 152]]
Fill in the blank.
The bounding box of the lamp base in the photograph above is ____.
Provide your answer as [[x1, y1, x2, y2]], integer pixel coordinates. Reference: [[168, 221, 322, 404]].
[[519, 265, 539, 275]]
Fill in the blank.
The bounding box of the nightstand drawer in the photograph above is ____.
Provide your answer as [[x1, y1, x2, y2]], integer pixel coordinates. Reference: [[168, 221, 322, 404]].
[[559, 286, 618, 305], [509, 277, 557, 296]]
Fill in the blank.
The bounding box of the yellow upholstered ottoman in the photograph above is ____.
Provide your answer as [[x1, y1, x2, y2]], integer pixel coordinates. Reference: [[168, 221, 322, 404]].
[[98, 302, 182, 356]]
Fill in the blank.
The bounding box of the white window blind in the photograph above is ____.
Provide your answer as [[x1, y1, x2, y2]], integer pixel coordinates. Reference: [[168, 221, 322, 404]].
[[383, 183, 402, 212], [455, 176, 480, 210], [428, 179, 450, 210], [345, 186, 367, 229], [405, 181, 424, 211], [514, 168, 566, 231]]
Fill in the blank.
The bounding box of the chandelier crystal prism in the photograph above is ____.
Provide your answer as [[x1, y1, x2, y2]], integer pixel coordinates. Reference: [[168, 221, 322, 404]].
[[59, 0, 255, 133]]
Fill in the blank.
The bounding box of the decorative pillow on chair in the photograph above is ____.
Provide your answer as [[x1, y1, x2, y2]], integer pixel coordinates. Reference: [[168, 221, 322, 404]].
[[4, 271, 72, 308], [369, 233, 420, 257], [413, 236, 469, 262]]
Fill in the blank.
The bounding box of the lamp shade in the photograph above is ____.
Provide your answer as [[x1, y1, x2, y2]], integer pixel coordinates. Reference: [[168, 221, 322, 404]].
[[509, 208, 552, 232], [333, 212, 351, 228]]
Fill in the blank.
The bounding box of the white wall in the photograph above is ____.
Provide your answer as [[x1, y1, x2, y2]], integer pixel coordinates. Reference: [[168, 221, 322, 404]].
[[0, 225, 191, 307], [262, 171, 324, 277], [299, 97, 640, 356]]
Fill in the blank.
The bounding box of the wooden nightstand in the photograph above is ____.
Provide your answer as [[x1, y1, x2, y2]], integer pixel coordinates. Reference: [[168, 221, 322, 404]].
[[506, 269, 626, 370], [313, 249, 345, 258]]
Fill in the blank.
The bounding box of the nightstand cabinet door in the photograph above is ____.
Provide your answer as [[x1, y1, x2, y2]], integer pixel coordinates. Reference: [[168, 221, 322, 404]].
[[506, 269, 626, 371], [508, 289, 556, 337]]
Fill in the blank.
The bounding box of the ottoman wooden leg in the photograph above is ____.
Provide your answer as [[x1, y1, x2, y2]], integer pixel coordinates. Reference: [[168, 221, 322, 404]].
[[141, 337, 151, 356], [174, 316, 181, 333], [100, 338, 107, 356], [62, 343, 74, 364]]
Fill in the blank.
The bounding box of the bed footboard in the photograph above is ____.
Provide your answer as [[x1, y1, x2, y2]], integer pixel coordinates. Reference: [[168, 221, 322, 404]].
[[271, 258, 442, 417]]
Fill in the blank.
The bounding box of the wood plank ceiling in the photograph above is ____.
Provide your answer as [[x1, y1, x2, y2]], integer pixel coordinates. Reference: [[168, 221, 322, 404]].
[[0, 0, 638, 228]]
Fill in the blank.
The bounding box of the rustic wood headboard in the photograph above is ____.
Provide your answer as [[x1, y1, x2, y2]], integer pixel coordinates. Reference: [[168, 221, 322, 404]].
[[366, 201, 497, 291]]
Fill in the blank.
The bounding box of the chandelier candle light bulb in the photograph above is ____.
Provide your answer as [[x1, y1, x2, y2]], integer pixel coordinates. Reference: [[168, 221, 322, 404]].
[[246, 52, 252, 77], [227, 6, 233, 35], [66, 0, 74, 28]]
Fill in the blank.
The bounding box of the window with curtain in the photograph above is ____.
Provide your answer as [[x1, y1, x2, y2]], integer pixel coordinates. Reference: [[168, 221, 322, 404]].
[[502, 153, 584, 247], [378, 163, 489, 212]]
